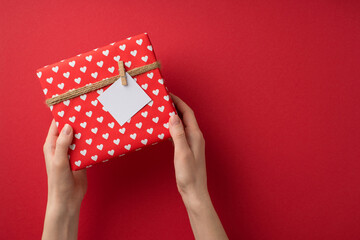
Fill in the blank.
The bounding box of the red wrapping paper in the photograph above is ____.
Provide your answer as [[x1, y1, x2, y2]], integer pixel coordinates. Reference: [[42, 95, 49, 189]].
[[36, 33, 176, 170]]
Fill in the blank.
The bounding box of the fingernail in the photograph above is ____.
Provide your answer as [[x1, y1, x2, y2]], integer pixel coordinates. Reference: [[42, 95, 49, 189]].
[[62, 124, 72, 135], [170, 115, 180, 126]]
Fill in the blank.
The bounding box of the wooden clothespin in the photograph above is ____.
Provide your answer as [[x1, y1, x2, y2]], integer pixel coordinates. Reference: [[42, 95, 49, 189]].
[[118, 61, 127, 86]]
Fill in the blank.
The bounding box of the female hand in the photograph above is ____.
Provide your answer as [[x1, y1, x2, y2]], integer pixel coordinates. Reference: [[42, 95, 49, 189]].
[[42, 120, 87, 240], [169, 93, 228, 240], [168, 93, 208, 202]]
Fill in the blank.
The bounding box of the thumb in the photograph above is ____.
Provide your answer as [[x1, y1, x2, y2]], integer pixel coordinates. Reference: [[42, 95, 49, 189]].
[[169, 115, 190, 155], [54, 124, 73, 165]]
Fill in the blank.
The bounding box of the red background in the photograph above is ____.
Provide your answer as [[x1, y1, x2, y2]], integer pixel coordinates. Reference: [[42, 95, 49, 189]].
[[1, 0, 360, 239]]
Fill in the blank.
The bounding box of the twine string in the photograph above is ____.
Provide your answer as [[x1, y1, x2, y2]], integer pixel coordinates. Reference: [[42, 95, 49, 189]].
[[45, 61, 160, 106]]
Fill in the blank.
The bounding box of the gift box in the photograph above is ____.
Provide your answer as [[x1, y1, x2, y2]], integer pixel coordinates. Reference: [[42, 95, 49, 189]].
[[36, 33, 176, 170]]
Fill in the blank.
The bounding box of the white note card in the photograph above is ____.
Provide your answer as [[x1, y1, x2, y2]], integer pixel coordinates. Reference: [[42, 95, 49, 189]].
[[97, 73, 152, 126]]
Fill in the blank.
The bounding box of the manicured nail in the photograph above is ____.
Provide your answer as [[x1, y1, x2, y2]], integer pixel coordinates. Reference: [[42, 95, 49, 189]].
[[63, 124, 71, 135], [170, 115, 180, 126]]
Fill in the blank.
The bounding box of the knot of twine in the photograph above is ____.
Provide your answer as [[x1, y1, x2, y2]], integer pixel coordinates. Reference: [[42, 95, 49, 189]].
[[46, 61, 160, 106]]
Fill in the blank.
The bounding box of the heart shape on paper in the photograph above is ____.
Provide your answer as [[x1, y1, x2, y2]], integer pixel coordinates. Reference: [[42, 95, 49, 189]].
[[80, 66, 87, 73], [74, 77, 81, 84], [119, 44, 126, 51], [52, 66, 59, 73], [141, 56, 148, 62], [80, 149, 87, 156], [63, 72, 70, 78], [69, 61, 76, 67], [85, 55, 92, 62], [136, 39, 143, 45]]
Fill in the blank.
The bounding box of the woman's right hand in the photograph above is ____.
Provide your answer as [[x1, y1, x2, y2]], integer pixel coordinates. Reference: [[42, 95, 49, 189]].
[[168, 93, 208, 203], [168, 93, 228, 240]]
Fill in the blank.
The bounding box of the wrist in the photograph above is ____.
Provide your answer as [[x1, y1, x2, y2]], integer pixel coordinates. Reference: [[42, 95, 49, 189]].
[[42, 201, 81, 240], [181, 189, 212, 215], [46, 197, 82, 218]]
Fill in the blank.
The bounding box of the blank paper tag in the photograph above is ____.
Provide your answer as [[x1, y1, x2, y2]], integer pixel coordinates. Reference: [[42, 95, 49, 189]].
[[97, 73, 152, 126]]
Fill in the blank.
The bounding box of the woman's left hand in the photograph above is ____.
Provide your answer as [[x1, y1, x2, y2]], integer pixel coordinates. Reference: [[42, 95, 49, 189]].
[[42, 120, 87, 240]]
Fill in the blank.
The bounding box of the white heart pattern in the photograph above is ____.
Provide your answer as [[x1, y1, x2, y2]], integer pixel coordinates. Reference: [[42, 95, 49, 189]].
[[141, 111, 148, 118], [114, 56, 120, 62], [74, 133, 81, 139], [74, 105, 81, 112], [130, 50, 137, 56], [80, 66, 87, 73], [80, 149, 87, 156], [57, 83, 64, 89], [102, 133, 109, 139], [119, 44, 126, 51], [91, 128, 98, 134], [46, 77, 53, 84], [63, 72, 70, 78], [147, 72, 154, 79], [97, 116, 103, 123], [108, 67, 115, 73], [152, 89, 159, 95], [52, 66, 59, 73], [74, 77, 81, 84], [136, 39, 143, 45], [141, 56, 148, 62], [97, 61, 104, 67], [91, 72, 98, 78], [85, 55, 92, 62], [58, 111, 64, 117]]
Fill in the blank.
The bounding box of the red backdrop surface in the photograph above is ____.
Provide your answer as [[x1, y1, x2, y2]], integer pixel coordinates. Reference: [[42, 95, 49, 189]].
[[1, 0, 360, 239]]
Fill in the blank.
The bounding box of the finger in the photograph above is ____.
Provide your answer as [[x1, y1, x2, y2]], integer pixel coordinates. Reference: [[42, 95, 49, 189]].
[[54, 124, 73, 168], [169, 115, 192, 157], [185, 127, 205, 160], [43, 120, 59, 158], [170, 93, 205, 158], [169, 93, 199, 129]]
